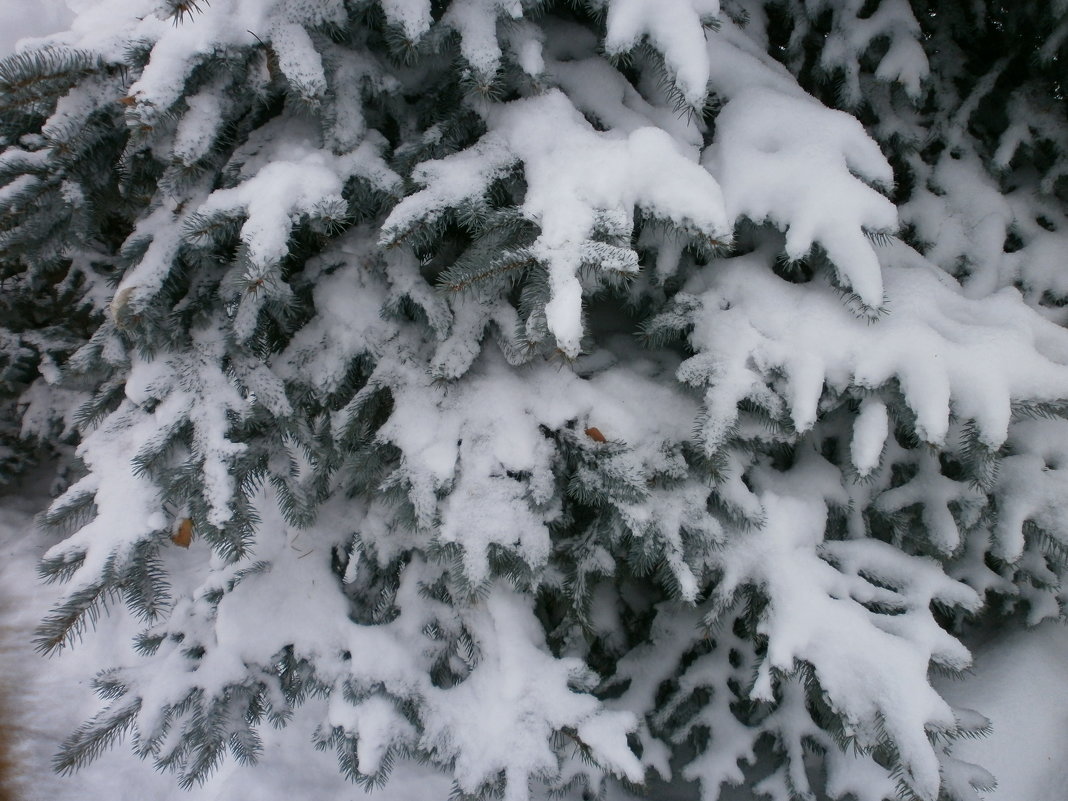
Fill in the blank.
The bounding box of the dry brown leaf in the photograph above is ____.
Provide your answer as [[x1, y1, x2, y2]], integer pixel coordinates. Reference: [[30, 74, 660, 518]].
[[172, 518, 193, 548], [585, 427, 607, 443]]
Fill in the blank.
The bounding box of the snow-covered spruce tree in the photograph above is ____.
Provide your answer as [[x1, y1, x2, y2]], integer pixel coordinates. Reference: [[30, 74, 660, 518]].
[[0, 45, 111, 484], [4, 1, 1068, 799]]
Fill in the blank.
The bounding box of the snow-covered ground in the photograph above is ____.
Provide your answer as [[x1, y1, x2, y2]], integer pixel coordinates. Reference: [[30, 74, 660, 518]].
[[937, 624, 1068, 801], [2, 488, 1066, 801]]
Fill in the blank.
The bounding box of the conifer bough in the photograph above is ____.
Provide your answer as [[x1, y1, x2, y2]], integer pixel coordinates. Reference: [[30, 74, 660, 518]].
[[2, 1, 1067, 800]]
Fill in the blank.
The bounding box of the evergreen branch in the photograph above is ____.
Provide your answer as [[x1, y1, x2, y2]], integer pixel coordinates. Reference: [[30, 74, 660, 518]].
[[164, 0, 209, 27], [438, 251, 538, 293], [0, 47, 103, 112], [53, 696, 142, 775], [34, 579, 119, 655]]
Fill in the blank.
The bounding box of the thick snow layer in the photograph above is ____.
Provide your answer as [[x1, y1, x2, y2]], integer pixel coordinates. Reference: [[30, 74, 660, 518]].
[[993, 418, 1068, 566], [601, 0, 720, 107], [705, 87, 897, 309], [0, 489, 652, 801], [379, 0, 432, 39], [375, 344, 700, 581], [196, 117, 398, 274], [385, 89, 728, 355], [33, 0, 348, 118], [441, 0, 524, 78], [712, 461, 979, 800], [681, 245, 1068, 451], [851, 399, 889, 477], [172, 85, 226, 165]]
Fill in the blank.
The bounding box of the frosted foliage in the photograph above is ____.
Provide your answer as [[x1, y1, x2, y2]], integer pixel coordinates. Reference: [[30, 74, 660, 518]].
[[277, 234, 395, 391], [54, 0, 345, 118], [374, 345, 700, 582], [699, 460, 979, 800], [706, 88, 896, 308], [546, 51, 702, 147], [124, 507, 645, 800], [12, 3, 1068, 801], [198, 118, 398, 273], [993, 90, 1068, 191], [874, 449, 985, 554], [441, 0, 524, 78], [107, 220, 179, 319], [420, 588, 644, 798], [902, 153, 1015, 300], [387, 90, 728, 354], [269, 21, 327, 101], [382, 137, 515, 238], [851, 399, 888, 477], [678, 247, 1068, 450], [995, 419, 1068, 564], [378, 0, 432, 39], [600, 0, 720, 106], [817, 0, 928, 102], [172, 83, 226, 165], [903, 150, 1068, 323], [702, 14, 804, 99], [504, 21, 545, 77], [321, 47, 393, 153], [607, 460, 983, 801], [42, 318, 255, 592]]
